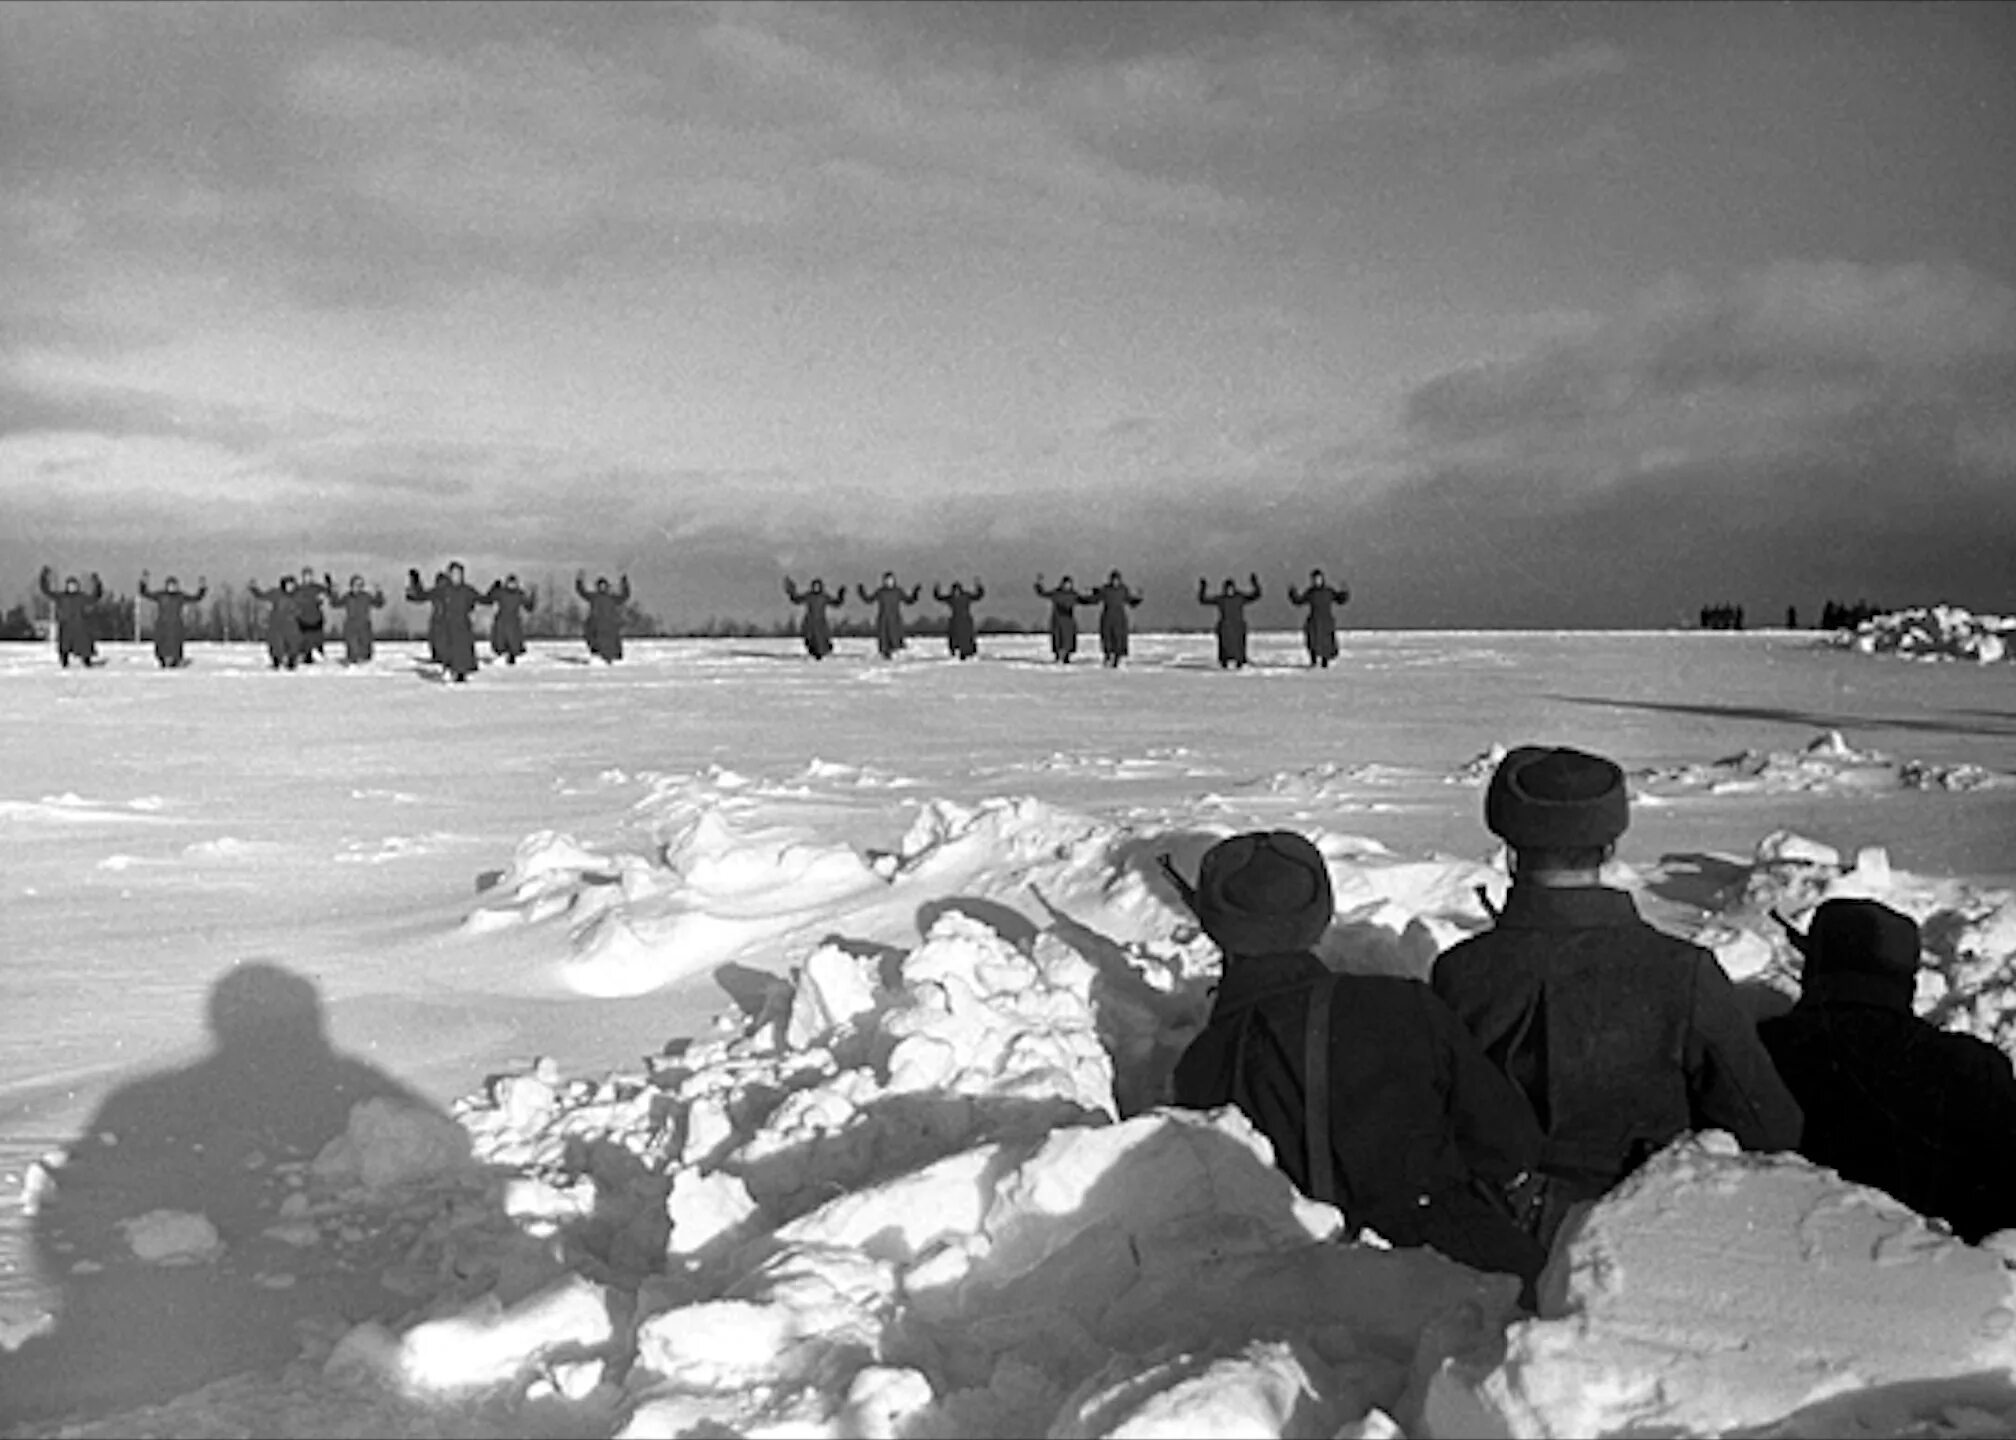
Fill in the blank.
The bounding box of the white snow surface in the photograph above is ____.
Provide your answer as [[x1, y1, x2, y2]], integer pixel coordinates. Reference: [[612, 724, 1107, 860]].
[[3, 630, 2015, 1438]]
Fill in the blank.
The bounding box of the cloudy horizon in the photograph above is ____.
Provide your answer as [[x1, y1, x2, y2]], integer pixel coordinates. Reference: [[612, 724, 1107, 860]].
[[5, 0, 2013, 632]]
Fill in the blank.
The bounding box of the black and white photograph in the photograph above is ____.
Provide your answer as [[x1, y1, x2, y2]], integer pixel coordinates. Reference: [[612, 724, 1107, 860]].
[[2, 3, 2014, 1435]]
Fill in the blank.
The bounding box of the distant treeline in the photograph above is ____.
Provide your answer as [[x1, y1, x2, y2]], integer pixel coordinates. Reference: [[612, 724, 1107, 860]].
[[1698, 600, 1896, 632]]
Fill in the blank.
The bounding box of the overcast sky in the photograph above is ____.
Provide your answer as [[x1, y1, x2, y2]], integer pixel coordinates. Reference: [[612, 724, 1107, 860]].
[[5, 1, 2014, 630]]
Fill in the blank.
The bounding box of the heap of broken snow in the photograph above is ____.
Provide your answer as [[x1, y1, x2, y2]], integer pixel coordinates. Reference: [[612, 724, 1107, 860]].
[[25, 789, 2016, 1439], [1834, 604, 2016, 664]]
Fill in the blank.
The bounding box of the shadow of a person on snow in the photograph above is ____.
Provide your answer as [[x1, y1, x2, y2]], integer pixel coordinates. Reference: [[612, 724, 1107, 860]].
[[0, 961, 467, 1427]]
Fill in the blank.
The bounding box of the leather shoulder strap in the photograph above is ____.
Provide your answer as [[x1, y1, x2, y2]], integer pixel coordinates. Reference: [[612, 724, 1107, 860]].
[[1304, 972, 1338, 1206]]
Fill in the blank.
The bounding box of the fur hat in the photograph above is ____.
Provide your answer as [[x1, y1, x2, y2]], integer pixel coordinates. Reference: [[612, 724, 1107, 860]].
[[1790, 898, 1921, 978], [1194, 831, 1334, 955], [1485, 745, 1629, 850]]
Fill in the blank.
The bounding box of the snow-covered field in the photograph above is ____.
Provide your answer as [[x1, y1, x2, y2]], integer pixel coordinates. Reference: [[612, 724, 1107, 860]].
[[2, 627, 2013, 1438]]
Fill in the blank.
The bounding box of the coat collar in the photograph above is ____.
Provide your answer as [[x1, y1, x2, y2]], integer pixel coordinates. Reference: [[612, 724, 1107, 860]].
[[1494, 883, 1643, 930], [1207, 951, 1327, 1016], [1794, 969, 1916, 1014]]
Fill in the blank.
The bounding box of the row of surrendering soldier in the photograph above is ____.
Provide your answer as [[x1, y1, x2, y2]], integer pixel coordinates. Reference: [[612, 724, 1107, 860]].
[[782, 566, 1352, 668], [401, 567, 628, 680], [1168, 744, 2016, 1306], [108, 565, 623, 678]]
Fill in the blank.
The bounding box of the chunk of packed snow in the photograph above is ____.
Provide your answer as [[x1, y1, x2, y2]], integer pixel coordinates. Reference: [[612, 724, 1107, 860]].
[[1422, 1134, 2016, 1438], [119, 1208, 224, 1265], [310, 1097, 474, 1190]]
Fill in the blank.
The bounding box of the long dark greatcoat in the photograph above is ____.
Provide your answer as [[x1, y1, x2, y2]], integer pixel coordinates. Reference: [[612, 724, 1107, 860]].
[[413, 575, 485, 679], [485, 582, 534, 662], [933, 582, 985, 660], [1288, 579, 1349, 666], [783, 579, 844, 659], [249, 582, 303, 668], [140, 582, 206, 667], [856, 581, 920, 659], [38, 570, 102, 666], [577, 577, 630, 663], [1199, 578, 1262, 668], [1174, 950, 1547, 1284], [293, 576, 331, 659], [331, 589, 384, 663], [1432, 884, 1804, 1228], [1034, 581, 1088, 662], [1088, 579, 1142, 663], [1759, 972, 2016, 1242]]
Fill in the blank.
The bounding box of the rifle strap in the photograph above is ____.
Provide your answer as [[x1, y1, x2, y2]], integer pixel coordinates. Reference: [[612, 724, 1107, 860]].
[[1304, 972, 1338, 1207]]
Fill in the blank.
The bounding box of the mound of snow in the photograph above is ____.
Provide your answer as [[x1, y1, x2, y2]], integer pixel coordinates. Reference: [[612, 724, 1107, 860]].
[[1635, 730, 2012, 796], [1423, 1133, 2016, 1438], [1835, 605, 2016, 664]]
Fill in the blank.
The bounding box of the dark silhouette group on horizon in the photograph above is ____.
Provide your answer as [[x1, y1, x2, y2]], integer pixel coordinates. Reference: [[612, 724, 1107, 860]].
[[780, 566, 1353, 669], [26, 562, 629, 680], [1169, 743, 2016, 1308]]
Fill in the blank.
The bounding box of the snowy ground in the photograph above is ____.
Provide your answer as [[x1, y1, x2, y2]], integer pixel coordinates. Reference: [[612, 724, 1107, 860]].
[[1, 628, 2013, 1437]]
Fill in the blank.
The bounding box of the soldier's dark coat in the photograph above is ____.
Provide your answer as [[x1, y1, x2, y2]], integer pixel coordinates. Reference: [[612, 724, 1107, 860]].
[[933, 582, 984, 660], [37, 570, 102, 667], [1174, 950, 1547, 1283], [293, 575, 331, 660], [1759, 973, 2016, 1242], [784, 579, 843, 659], [1432, 885, 1803, 1209], [1034, 581, 1088, 662], [1199, 578, 1262, 668], [139, 581, 206, 667], [1087, 578, 1141, 664], [855, 581, 920, 660], [249, 581, 303, 669], [332, 588, 384, 663], [414, 575, 486, 679], [485, 582, 534, 662], [1287, 579, 1349, 666], [576, 576, 630, 663]]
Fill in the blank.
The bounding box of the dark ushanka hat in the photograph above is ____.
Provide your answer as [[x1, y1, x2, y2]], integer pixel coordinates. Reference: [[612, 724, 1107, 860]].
[[1485, 745, 1630, 849], [1790, 898, 1921, 978], [1195, 830, 1334, 955]]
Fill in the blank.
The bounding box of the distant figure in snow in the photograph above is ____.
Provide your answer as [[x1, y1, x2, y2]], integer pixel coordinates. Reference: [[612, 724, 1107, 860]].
[[1786, 604, 1798, 630], [38, 567, 105, 668], [484, 575, 535, 664], [1287, 569, 1349, 668], [1033, 574, 1091, 664], [856, 572, 921, 660], [406, 569, 448, 665], [576, 571, 631, 663], [330, 575, 385, 664], [408, 562, 488, 681], [1431, 746, 1804, 1253], [248, 574, 304, 670], [1760, 899, 2016, 1244], [783, 577, 845, 660], [932, 578, 986, 660], [1198, 574, 1263, 669], [1086, 570, 1142, 668], [292, 568, 333, 664], [1169, 831, 1548, 1298], [138, 572, 206, 668]]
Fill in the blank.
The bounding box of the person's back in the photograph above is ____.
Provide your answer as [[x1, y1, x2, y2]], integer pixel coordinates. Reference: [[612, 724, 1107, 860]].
[[1759, 898, 2016, 1242], [1168, 830, 1546, 1289], [1432, 746, 1801, 1212]]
